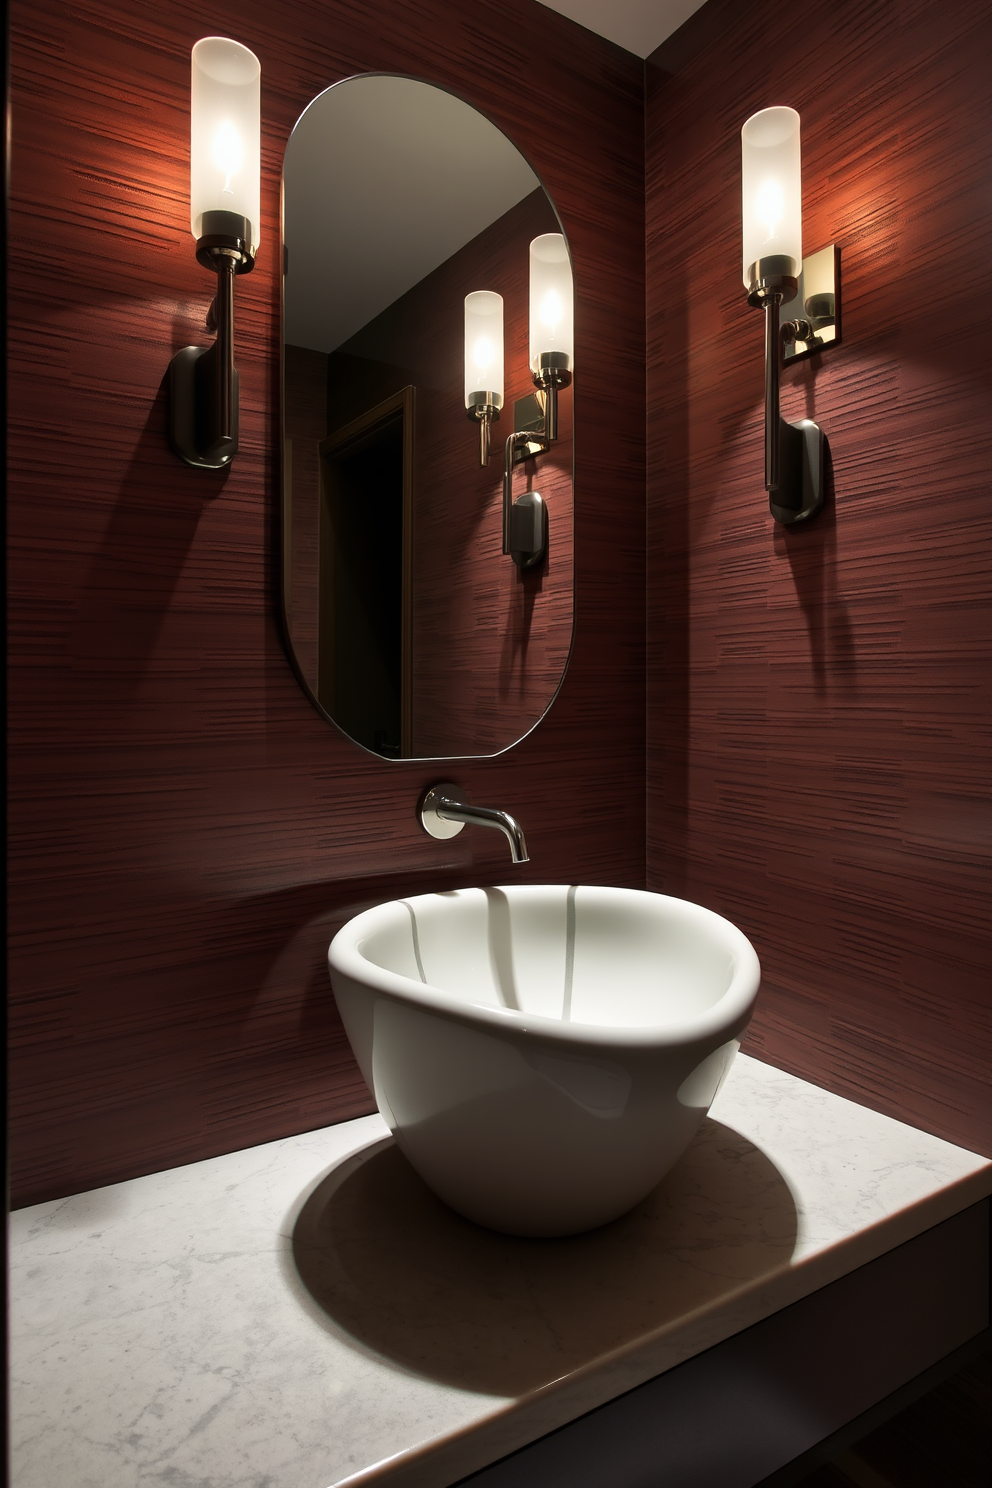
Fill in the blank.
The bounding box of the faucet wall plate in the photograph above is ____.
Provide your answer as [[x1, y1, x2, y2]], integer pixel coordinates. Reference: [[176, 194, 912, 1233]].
[[419, 782, 465, 841]]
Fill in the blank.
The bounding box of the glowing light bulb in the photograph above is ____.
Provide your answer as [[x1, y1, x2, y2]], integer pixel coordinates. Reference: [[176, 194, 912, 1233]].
[[529, 235, 573, 376], [212, 120, 243, 193], [539, 291, 562, 335], [190, 38, 260, 248], [755, 179, 784, 242], [464, 292, 504, 408], [472, 336, 495, 373], [741, 107, 802, 289]]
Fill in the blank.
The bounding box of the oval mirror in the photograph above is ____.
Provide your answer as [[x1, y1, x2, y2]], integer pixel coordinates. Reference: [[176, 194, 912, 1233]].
[[281, 75, 574, 759]]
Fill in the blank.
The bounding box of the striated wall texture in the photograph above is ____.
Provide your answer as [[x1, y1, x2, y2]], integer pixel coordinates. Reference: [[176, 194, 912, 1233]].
[[8, 0, 645, 1206], [646, 0, 992, 1156]]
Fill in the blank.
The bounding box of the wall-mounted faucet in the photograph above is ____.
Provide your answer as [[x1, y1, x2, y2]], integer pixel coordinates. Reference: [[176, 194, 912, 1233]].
[[418, 783, 529, 864]]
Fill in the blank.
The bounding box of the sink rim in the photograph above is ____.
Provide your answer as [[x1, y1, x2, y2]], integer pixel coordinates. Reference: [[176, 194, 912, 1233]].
[[329, 884, 760, 1052]]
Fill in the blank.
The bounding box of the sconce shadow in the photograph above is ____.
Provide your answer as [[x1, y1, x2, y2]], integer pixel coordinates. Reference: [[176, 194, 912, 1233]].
[[225, 865, 496, 1054], [646, 269, 691, 895], [291, 1117, 798, 1396], [774, 430, 857, 696], [70, 366, 230, 696], [498, 549, 544, 700]]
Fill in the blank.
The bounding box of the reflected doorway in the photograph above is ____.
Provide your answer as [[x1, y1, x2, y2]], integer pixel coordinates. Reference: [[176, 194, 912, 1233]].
[[318, 387, 414, 756]]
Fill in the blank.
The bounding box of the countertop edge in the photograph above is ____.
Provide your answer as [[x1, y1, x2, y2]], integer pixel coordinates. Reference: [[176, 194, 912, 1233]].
[[334, 1164, 992, 1488]]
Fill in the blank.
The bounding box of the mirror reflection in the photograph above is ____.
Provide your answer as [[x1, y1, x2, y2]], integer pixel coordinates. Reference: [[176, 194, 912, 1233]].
[[282, 75, 574, 759]]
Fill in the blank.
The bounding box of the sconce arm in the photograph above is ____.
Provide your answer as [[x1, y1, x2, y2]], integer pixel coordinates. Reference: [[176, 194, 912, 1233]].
[[209, 249, 238, 458], [532, 364, 571, 442], [763, 289, 783, 494], [782, 316, 819, 350], [169, 212, 254, 471], [753, 288, 826, 525], [503, 429, 547, 555], [747, 276, 826, 525], [468, 399, 501, 467]]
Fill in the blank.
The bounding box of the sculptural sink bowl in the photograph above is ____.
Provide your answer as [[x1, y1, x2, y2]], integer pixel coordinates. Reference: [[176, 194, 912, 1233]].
[[328, 885, 760, 1237]]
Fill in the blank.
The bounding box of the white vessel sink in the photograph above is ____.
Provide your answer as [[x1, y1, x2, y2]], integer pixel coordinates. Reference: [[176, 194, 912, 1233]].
[[328, 885, 760, 1237]]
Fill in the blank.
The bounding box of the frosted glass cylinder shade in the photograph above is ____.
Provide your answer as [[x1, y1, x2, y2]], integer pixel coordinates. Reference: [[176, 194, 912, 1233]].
[[741, 106, 801, 290], [464, 292, 504, 408], [529, 234, 573, 375], [191, 37, 261, 254]]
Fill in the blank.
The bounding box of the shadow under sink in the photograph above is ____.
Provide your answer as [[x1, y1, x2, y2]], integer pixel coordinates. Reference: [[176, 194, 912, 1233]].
[[291, 1115, 799, 1396]]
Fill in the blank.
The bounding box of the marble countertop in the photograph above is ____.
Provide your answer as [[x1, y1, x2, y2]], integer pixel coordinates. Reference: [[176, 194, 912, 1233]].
[[10, 1054, 992, 1488]]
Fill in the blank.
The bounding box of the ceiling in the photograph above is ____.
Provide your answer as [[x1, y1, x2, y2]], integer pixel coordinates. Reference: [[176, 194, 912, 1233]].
[[535, 0, 707, 58]]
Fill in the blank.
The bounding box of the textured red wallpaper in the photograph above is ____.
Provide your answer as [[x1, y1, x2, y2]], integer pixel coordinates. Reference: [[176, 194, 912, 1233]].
[[646, 0, 992, 1155], [7, 0, 645, 1206]]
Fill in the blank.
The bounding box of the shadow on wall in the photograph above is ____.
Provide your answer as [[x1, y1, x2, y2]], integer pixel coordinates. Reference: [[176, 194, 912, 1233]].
[[775, 359, 857, 698], [229, 865, 498, 1055], [646, 256, 690, 896], [69, 368, 230, 699], [290, 1117, 798, 1396]]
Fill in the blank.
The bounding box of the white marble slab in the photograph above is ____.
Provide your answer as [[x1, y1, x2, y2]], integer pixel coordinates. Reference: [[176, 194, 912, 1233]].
[[10, 1055, 991, 1488]]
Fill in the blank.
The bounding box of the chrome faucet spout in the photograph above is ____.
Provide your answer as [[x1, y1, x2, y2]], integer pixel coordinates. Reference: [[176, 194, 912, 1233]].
[[418, 783, 530, 864], [436, 797, 530, 864]]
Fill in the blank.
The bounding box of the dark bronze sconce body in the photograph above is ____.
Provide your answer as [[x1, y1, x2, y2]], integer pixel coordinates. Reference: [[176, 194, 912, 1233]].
[[749, 258, 824, 525], [741, 107, 839, 524], [466, 234, 572, 569], [169, 211, 255, 470], [499, 378, 572, 570], [169, 37, 260, 472]]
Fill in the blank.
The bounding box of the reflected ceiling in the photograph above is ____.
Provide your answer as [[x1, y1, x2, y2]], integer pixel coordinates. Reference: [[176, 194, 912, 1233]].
[[284, 77, 539, 353], [534, 0, 707, 58]]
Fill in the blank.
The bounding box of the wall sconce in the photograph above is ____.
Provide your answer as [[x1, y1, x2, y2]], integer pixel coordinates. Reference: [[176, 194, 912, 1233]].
[[467, 234, 573, 569], [169, 37, 260, 470], [528, 233, 573, 441], [741, 106, 839, 524], [465, 291, 504, 467]]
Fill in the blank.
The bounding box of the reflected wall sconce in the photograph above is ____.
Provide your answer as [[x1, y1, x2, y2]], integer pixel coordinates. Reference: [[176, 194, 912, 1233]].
[[170, 37, 260, 470], [741, 106, 840, 524], [465, 291, 504, 466], [528, 232, 573, 442], [465, 233, 574, 569]]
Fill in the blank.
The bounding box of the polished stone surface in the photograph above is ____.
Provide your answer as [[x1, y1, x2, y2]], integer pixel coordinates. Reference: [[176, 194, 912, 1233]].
[[10, 1055, 992, 1488]]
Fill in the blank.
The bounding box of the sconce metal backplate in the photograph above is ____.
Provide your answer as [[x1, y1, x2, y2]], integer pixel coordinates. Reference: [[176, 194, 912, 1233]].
[[781, 244, 840, 363], [512, 392, 548, 463]]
